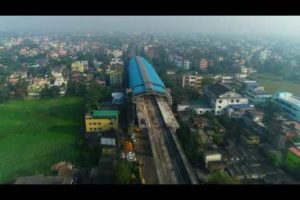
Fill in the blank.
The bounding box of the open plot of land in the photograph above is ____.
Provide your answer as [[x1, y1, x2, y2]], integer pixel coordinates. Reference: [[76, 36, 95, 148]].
[[0, 97, 97, 183], [250, 73, 300, 95]]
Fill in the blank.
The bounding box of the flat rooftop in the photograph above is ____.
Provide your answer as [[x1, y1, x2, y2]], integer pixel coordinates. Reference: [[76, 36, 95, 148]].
[[275, 92, 300, 107], [280, 95, 300, 107], [91, 110, 119, 118]]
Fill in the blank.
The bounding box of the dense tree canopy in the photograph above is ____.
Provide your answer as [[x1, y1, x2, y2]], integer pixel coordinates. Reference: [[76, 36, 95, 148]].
[[114, 160, 132, 184]]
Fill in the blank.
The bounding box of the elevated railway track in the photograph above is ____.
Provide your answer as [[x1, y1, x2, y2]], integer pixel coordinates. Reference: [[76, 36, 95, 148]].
[[136, 95, 198, 184]]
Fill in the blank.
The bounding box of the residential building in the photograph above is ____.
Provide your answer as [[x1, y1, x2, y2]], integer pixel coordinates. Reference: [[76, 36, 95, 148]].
[[183, 60, 190, 70], [203, 151, 222, 168], [51, 70, 63, 78], [217, 56, 224, 62], [235, 78, 272, 105], [199, 58, 208, 71], [71, 61, 88, 73], [221, 76, 234, 84], [166, 70, 176, 75], [175, 59, 183, 68], [240, 66, 257, 75], [182, 74, 202, 88], [177, 99, 213, 115], [145, 45, 159, 59], [108, 69, 123, 86], [109, 49, 123, 58], [241, 129, 260, 145], [112, 92, 124, 105], [227, 104, 253, 118], [243, 110, 266, 135], [235, 74, 248, 79], [215, 75, 234, 83], [53, 76, 67, 87], [204, 83, 248, 115], [260, 50, 271, 62], [273, 92, 300, 122], [27, 77, 50, 99], [8, 71, 27, 85], [28, 64, 40, 68], [85, 110, 119, 133]]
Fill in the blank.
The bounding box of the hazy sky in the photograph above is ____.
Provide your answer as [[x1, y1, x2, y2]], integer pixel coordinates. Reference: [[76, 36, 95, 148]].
[[0, 16, 300, 36]]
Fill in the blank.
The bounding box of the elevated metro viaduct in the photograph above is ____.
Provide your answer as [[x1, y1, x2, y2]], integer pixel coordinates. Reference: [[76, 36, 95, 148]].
[[127, 56, 199, 184]]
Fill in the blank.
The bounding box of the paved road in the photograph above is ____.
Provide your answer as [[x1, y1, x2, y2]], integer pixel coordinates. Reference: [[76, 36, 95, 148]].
[[134, 127, 159, 184], [136, 96, 178, 184]]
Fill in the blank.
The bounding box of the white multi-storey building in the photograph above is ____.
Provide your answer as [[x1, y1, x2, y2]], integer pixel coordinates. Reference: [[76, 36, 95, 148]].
[[204, 83, 248, 115]]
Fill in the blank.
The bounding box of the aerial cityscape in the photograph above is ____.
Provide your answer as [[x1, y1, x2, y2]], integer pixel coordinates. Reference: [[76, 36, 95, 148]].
[[0, 16, 300, 184]]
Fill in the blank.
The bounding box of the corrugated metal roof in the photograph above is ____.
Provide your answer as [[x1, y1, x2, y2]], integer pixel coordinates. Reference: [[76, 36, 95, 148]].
[[205, 83, 230, 97], [289, 147, 300, 158], [128, 56, 165, 95]]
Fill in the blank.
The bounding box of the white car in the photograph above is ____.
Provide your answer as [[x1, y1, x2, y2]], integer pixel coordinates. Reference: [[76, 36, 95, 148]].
[[126, 151, 137, 162]]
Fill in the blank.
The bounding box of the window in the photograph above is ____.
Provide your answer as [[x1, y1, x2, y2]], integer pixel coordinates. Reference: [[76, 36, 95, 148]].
[[231, 100, 234, 103], [217, 111, 220, 114], [93, 123, 96, 125], [90, 128, 92, 131], [98, 123, 101, 125], [236, 100, 240, 103], [109, 122, 113, 125], [219, 100, 222, 103], [218, 106, 221, 108]]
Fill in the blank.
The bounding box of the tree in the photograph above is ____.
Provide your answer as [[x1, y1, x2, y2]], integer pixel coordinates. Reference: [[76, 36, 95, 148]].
[[212, 134, 224, 146], [207, 171, 240, 184], [83, 82, 112, 111], [176, 119, 200, 164], [40, 85, 60, 99], [0, 87, 9, 103], [263, 100, 282, 123], [267, 151, 283, 167], [115, 160, 132, 184], [66, 80, 87, 97], [201, 77, 215, 88], [185, 87, 201, 100]]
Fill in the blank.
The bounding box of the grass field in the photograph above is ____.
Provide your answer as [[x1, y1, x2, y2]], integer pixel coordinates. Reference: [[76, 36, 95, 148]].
[[0, 97, 99, 183], [249, 73, 300, 95]]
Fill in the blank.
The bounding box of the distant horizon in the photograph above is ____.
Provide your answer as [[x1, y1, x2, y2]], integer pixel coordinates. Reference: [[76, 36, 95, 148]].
[[0, 16, 300, 38]]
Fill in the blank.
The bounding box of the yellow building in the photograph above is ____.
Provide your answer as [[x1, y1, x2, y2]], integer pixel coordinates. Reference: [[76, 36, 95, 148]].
[[71, 61, 87, 73], [85, 110, 119, 133]]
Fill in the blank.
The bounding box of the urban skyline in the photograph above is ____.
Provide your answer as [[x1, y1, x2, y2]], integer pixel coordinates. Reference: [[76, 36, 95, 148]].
[[1, 16, 300, 37]]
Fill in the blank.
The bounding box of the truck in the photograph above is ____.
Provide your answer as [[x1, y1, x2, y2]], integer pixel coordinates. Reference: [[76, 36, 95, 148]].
[[123, 140, 134, 153], [123, 139, 136, 162]]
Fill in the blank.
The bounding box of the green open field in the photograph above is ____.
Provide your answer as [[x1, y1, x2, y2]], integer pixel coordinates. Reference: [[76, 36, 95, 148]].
[[249, 73, 300, 95], [0, 97, 98, 183]]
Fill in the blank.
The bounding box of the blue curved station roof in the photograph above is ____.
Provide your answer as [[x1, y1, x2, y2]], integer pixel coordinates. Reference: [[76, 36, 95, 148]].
[[128, 56, 165, 95]]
